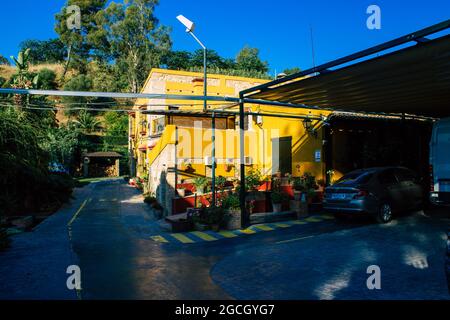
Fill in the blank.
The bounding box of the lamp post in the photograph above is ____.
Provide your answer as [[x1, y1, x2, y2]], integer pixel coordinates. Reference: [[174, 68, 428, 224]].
[[176, 15, 216, 207], [176, 15, 207, 112]]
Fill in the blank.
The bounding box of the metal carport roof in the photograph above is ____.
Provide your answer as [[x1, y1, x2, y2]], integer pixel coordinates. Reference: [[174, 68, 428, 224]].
[[241, 20, 450, 119]]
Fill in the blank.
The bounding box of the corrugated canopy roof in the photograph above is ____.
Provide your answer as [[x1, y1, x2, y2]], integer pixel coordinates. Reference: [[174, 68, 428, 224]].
[[244, 21, 450, 119]]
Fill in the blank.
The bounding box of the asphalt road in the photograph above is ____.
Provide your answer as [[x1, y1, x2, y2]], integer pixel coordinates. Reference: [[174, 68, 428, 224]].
[[1, 179, 449, 300]]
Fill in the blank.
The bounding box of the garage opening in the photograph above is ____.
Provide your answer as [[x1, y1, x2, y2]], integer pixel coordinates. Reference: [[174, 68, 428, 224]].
[[323, 113, 433, 184]]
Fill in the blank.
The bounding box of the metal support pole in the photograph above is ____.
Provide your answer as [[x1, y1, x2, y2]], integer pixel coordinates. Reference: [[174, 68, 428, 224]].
[[203, 48, 208, 113], [211, 111, 216, 207], [188, 31, 208, 113], [187, 31, 213, 206], [239, 94, 247, 228]]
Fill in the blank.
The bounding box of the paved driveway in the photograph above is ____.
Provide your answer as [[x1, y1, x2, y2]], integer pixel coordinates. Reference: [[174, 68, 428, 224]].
[[211, 214, 450, 300], [1, 179, 448, 300]]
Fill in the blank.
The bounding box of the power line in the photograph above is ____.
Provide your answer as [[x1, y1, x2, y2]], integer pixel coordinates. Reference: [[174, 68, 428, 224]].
[[0, 88, 240, 103]]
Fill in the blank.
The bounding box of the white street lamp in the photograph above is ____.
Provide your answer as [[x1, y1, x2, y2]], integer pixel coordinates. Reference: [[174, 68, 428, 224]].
[[176, 15, 207, 113], [176, 15, 216, 207]]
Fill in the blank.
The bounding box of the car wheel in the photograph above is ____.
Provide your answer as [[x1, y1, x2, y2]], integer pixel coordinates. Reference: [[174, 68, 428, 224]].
[[376, 203, 393, 223]]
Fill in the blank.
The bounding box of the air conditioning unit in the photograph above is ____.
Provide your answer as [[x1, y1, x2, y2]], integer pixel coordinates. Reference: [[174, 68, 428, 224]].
[[255, 115, 263, 125], [244, 156, 253, 166]]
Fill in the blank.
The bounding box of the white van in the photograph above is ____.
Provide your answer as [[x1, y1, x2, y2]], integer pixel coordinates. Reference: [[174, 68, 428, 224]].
[[430, 118, 450, 205]]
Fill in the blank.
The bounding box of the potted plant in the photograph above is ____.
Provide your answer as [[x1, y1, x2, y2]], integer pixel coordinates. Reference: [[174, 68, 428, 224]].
[[193, 176, 208, 195], [292, 177, 305, 200], [144, 194, 156, 206], [271, 190, 288, 213], [192, 206, 224, 231], [222, 193, 241, 230], [215, 176, 227, 191], [301, 173, 319, 204], [192, 207, 208, 231], [246, 169, 262, 192], [205, 206, 225, 232], [282, 173, 292, 186], [246, 199, 256, 215], [245, 169, 264, 202]]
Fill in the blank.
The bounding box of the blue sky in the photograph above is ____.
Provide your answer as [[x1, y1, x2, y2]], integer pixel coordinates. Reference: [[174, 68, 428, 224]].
[[0, 0, 449, 75]]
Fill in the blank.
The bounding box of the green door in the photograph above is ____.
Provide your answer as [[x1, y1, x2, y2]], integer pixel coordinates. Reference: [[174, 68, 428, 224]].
[[272, 137, 292, 175]]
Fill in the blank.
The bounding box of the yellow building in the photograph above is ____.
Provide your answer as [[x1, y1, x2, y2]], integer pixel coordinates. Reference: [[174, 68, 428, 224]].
[[129, 68, 330, 215]]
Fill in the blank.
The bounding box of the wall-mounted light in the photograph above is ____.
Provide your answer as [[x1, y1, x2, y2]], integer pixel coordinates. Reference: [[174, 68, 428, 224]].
[[302, 118, 313, 131], [303, 117, 317, 138]]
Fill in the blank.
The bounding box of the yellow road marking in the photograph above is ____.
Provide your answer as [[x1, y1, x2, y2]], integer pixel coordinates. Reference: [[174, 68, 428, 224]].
[[237, 229, 256, 235], [254, 225, 274, 231], [273, 223, 291, 228], [171, 233, 195, 243], [305, 217, 323, 223], [191, 231, 218, 242], [151, 235, 169, 243], [218, 231, 238, 238], [67, 199, 89, 227]]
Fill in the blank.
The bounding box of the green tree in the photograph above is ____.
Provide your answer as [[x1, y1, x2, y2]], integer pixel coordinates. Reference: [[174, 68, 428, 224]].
[[161, 51, 192, 70], [19, 39, 66, 64], [41, 122, 83, 165], [104, 111, 128, 135], [6, 49, 57, 127], [0, 54, 9, 65], [62, 74, 94, 115], [73, 110, 101, 133], [191, 49, 227, 69], [37, 68, 58, 90], [236, 46, 269, 73], [55, 0, 107, 74], [9, 49, 39, 109], [0, 107, 49, 215], [103, 111, 129, 152], [95, 0, 172, 92], [283, 67, 301, 75], [88, 61, 127, 93]]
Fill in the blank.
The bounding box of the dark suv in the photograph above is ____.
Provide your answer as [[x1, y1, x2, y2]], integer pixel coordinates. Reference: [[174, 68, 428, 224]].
[[324, 167, 424, 223]]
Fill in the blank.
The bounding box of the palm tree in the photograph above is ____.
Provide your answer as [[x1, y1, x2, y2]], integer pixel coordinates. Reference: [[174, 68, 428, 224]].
[[73, 110, 101, 133]]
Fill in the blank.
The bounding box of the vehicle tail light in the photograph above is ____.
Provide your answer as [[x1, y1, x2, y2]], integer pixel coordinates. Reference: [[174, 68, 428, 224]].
[[429, 165, 434, 191], [353, 190, 368, 199]]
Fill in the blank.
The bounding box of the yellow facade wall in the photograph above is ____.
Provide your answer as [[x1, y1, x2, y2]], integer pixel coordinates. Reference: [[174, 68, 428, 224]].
[[131, 68, 332, 185]]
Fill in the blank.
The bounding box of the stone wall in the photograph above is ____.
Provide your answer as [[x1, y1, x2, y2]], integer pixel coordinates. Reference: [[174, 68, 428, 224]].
[[148, 143, 176, 216]]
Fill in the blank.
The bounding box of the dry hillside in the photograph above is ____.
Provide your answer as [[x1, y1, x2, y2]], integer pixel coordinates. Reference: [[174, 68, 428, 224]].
[[0, 63, 79, 124]]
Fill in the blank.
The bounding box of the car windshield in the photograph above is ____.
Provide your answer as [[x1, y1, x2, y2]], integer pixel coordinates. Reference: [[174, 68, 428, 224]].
[[335, 171, 374, 185]]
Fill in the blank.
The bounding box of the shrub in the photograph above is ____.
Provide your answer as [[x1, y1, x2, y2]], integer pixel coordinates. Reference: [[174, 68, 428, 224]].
[[193, 206, 224, 226], [193, 176, 209, 194], [144, 195, 157, 205], [37, 68, 57, 90], [245, 169, 262, 191], [292, 177, 304, 191], [0, 108, 74, 216], [215, 176, 227, 190], [222, 193, 241, 210], [292, 173, 318, 192]]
